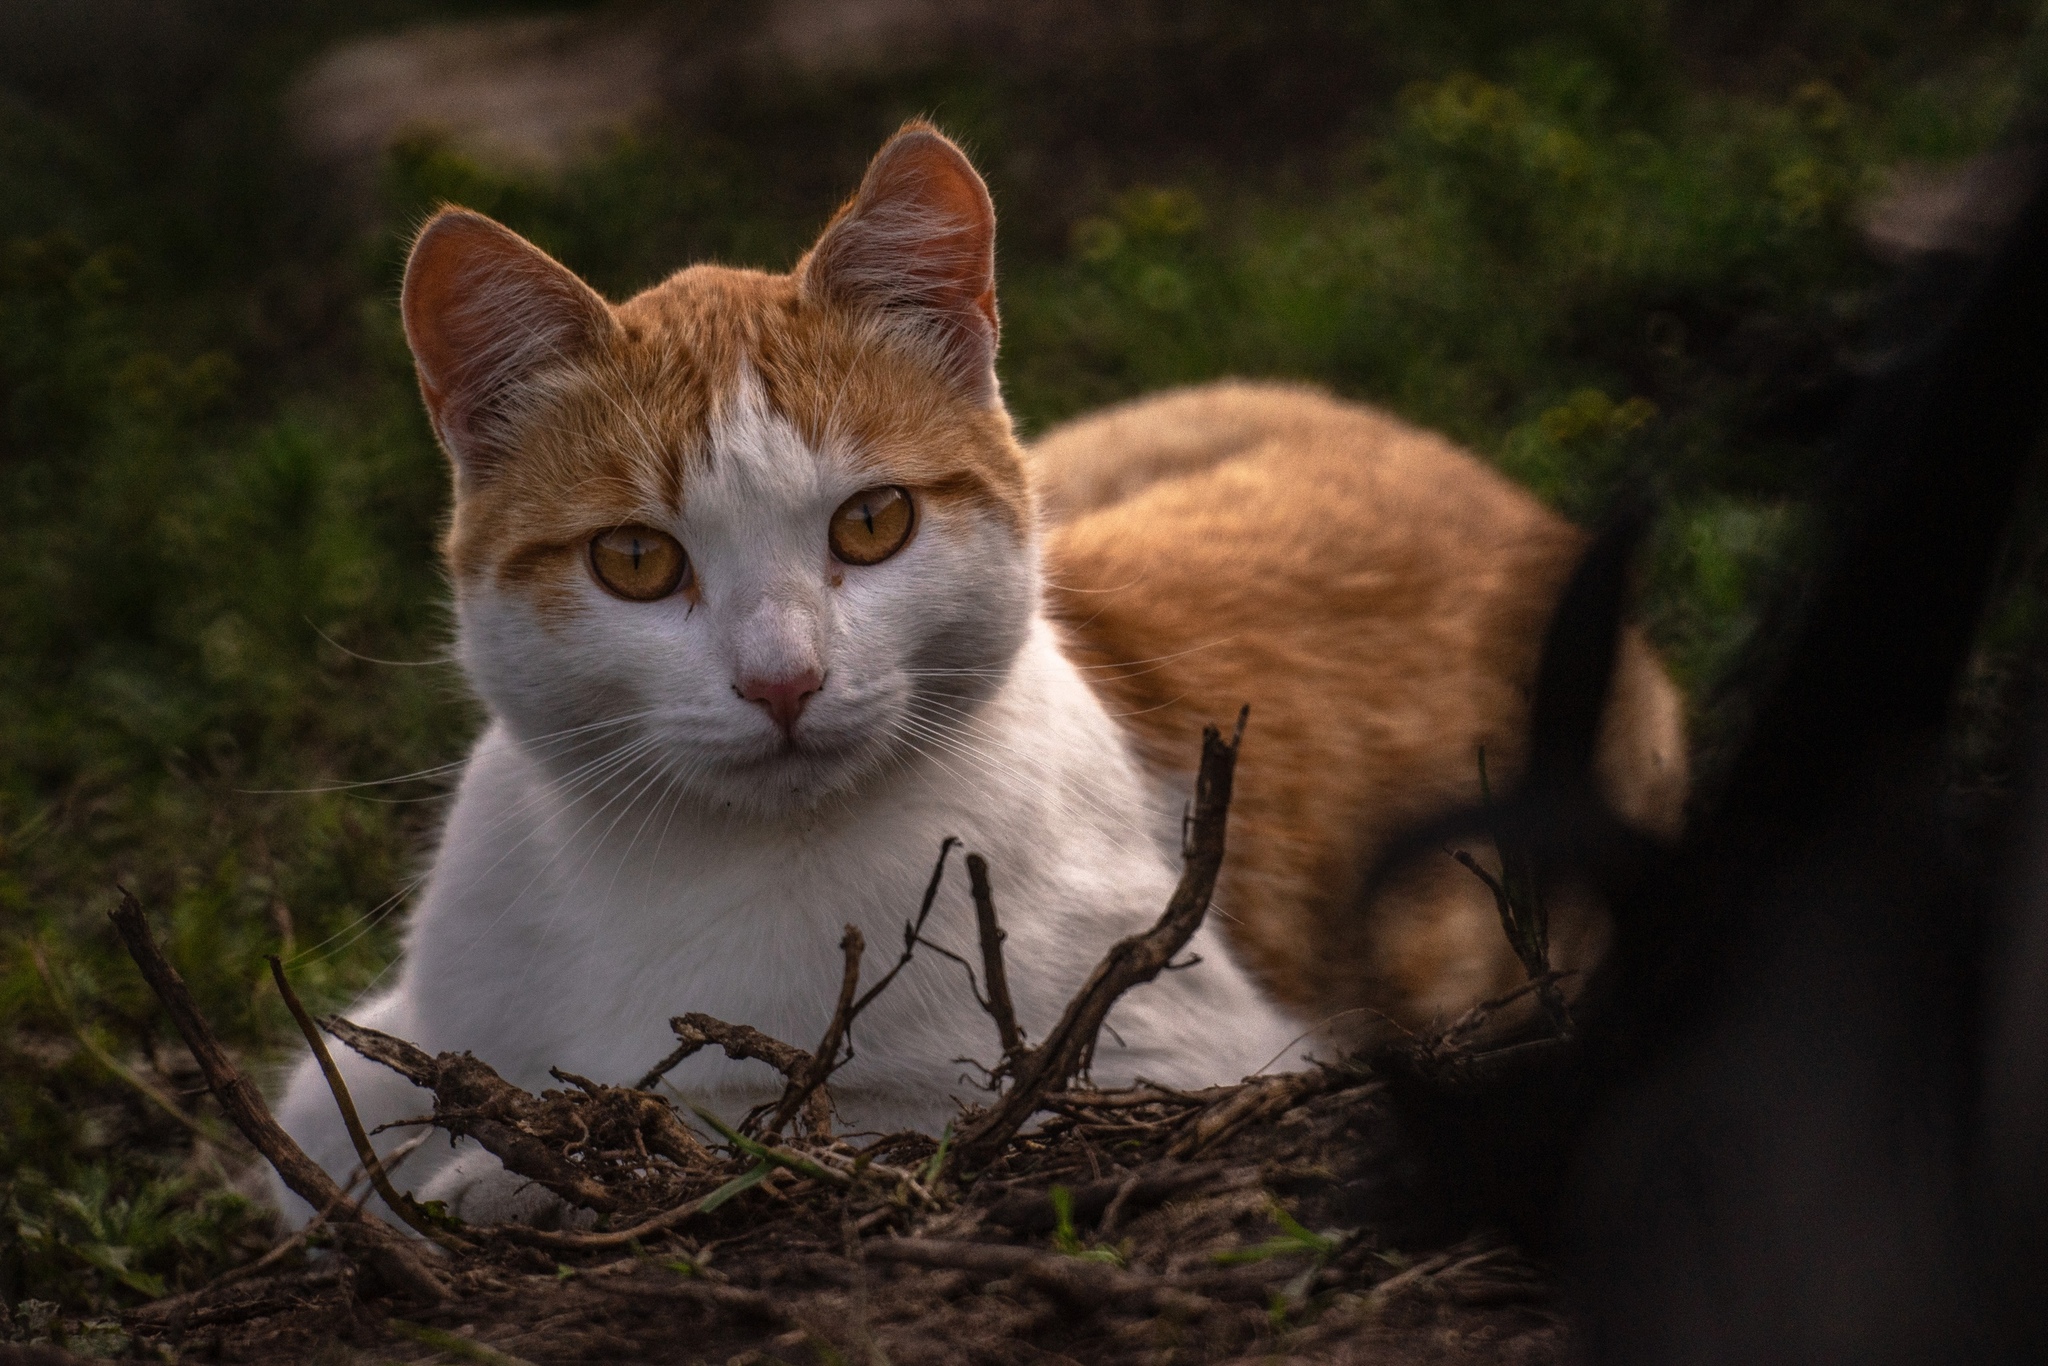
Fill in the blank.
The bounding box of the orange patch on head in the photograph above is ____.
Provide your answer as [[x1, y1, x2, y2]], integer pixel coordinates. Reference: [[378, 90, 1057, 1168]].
[[799, 120, 1000, 401], [408, 123, 1033, 627], [748, 308, 1028, 537], [440, 330, 716, 614]]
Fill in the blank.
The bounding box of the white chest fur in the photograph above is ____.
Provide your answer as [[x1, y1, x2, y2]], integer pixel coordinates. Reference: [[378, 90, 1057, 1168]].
[[272, 620, 1303, 1221]]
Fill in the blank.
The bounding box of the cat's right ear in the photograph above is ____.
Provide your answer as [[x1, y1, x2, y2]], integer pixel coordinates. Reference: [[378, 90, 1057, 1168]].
[[800, 123, 1000, 405], [401, 209, 612, 479]]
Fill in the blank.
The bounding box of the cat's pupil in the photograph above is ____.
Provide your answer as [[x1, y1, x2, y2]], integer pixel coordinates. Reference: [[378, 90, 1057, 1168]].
[[860, 506, 875, 534]]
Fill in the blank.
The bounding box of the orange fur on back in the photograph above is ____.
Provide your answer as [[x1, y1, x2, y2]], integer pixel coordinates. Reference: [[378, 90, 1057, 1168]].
[[1037, 380, 1689, 1030]]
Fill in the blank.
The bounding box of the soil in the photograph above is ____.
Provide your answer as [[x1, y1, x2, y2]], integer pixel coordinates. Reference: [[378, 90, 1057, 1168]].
[[97, 1066, 1570, 1366]]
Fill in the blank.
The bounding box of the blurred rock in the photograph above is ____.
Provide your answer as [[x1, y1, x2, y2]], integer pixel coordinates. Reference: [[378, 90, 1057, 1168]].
[[746, 0, 959, 77], [1863, 149, 2042, 260], [287, 10, 667, 175], [284, 1, 987, 178]]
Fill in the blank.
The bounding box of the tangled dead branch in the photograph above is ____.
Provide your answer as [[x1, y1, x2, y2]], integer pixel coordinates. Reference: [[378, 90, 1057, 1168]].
[[967, 851, 1028, 1063], [267, 955, 471, 1252], [634, 840, 964, 1140], [113, 715, 1261, 1259], [1447, 831, 1573, 1036], [317, 1015, 709, 1215]]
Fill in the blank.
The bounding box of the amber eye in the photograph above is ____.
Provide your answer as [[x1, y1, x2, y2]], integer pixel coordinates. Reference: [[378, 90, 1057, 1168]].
[[589, 525, 689, 601], [829, 486, 916, 566]]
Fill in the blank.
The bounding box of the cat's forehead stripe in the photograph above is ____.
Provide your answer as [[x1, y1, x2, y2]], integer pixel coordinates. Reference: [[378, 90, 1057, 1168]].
[[704, 363, 827, 504]]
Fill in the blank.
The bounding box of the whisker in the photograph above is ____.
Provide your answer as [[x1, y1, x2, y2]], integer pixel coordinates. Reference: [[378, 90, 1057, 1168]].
[[1038, 572, 1147, 595], [456, 734, 674, 960], [242, 708, 660, 796], [304, 617, 459, 667], [285, 727, 667, 968], [519, 744, 685, 985], [893, 705, 1169, 859]]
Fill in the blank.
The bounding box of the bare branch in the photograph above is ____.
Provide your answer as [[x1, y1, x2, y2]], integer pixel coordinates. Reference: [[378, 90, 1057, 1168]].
[[967, 853, 1025, 1060], [761, 838, 962, 1133], [1165, 1071, 1343, 1158], [633, 1039, 703, 1092], [268, 956, 471, 1252], [107, 892, 447, 1301], [322, 1014, 624, 1214], [488, 1184, 725, 1252], [847, 836, 958, 1019], [953, 709, 1248, 1168], [638, 840, 961, 1133], [1447, 845, 1573, 1036], [766, 925, 864, 1137], [661, 1014, 814, 1080]]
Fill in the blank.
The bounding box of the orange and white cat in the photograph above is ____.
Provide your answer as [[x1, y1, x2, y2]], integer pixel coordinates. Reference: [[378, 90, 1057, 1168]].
[[275, 123, 1685, 1220]]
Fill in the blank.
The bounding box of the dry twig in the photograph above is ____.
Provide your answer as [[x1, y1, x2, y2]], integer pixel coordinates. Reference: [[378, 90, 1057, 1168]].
[[131, 1131, 437, 1333], [485, 1161, 770, 1253], [953, 712, 1248, 1168], [967, 852, 1029, 1069], [1449, 747, 1572, 1035], [107, 891, 447, 1302], [267, 955, 472, 1251], [637, 840, 963, 1138], [765, 924, 865, 1136], [650, 1015, 812, 1088], [1167, 1072, 1348, 1158]]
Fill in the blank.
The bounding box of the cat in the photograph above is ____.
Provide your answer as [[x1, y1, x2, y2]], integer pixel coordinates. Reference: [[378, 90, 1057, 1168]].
[[272, 121, 1687, 1222]]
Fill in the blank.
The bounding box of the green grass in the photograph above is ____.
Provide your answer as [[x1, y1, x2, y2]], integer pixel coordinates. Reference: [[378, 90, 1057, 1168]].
[[2, 0, 2038, 1316]]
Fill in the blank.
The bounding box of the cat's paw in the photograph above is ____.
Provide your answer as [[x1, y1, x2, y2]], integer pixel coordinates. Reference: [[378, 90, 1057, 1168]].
[[410, 1142, 593, 1230]]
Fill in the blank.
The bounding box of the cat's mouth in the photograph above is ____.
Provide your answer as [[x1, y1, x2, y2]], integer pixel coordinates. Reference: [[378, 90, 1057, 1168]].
[[625, 689, 917, 806], [758, 724, 871, 766], [697, 727, 898, 812], [721, 712, 888, 778]]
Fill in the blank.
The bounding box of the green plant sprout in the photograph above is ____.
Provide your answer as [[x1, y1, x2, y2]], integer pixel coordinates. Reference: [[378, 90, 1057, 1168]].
[[1048, 1185, 1129, 1266]]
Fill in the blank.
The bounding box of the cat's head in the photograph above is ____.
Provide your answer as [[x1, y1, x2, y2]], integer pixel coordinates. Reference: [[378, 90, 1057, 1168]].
[[402, 123, 1036, 814]]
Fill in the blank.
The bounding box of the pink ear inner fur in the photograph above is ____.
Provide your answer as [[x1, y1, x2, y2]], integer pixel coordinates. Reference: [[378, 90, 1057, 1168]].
[[402, 209, 614, 478], [800, 122, 1000, 404]]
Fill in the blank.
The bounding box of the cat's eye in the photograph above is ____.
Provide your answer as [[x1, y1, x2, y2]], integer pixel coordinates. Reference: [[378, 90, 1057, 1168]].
[[589, 525, 689, 601], [829, 485, 916, 566]]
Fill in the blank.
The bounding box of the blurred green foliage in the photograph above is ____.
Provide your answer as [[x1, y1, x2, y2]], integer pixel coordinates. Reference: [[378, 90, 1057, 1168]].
[[1, 0, 2039, 1318]]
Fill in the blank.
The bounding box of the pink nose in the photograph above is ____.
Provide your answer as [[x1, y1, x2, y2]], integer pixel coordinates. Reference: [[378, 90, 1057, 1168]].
[[739, 669, 823, 734]]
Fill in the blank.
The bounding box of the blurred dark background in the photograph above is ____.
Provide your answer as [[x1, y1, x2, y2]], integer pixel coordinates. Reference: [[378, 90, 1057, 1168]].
[[2, 0, 2043, 1325]]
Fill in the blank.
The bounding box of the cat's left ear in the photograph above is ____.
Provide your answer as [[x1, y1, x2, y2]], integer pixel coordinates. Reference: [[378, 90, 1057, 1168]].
[[800, 122, 1000, 405], [402, 208, 614, 481]]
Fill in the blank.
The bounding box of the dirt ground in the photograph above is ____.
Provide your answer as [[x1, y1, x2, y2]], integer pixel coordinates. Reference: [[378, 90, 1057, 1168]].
[[93, 1065, 1568, 1366]]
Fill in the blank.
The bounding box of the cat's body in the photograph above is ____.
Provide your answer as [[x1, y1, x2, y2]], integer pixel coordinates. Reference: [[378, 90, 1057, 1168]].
[[274, 124, 1686, 1222], [1036, 381, 1688, 1023]]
